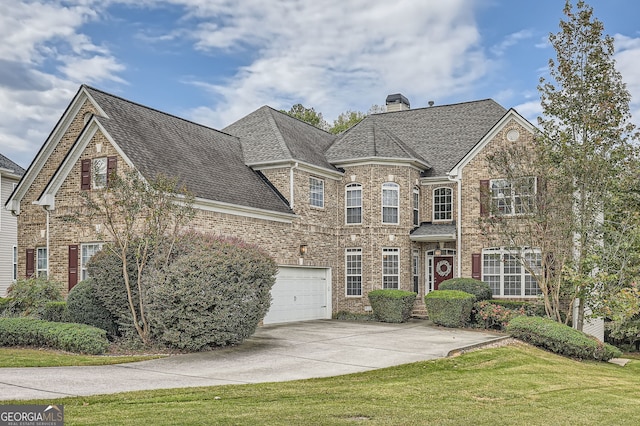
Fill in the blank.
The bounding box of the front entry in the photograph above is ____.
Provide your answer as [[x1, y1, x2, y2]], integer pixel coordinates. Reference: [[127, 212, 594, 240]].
[[432, 256, 454, 290]]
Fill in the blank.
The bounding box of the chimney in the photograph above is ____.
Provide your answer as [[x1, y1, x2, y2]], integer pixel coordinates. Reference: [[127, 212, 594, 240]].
[[385, 93, 410, 112]]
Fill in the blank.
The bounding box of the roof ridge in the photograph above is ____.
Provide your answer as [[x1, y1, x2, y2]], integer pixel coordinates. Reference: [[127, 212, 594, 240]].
[[82, 85, 235, 137], [377, 98, 500, 115], [371, 119, 430, 165], [263, 107, 294, 160]]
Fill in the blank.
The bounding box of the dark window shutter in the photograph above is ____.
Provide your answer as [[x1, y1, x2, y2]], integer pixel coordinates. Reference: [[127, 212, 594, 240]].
[[68, 245, 79, 290], [471, 253, 481, 280], [26, 249, 35, 278], [107, 156, 117, 186], [81, 159, 91, 190], [479, 180, 490, 216]]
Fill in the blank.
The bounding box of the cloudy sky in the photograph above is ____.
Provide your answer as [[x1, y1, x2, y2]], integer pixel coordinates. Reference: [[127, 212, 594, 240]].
[[1, 0, 639, 169]]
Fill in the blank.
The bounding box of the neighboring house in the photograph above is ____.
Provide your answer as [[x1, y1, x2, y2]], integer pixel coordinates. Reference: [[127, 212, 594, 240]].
[[6, 85, 540, 324], [0, 153, 25, 296]]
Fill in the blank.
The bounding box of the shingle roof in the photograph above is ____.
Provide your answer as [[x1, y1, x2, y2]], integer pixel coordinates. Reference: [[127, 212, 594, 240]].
[[410, 222, 457, 241], [84, 86, 293, 215], [0, 153, 25, 176], [326, 99, 507, 176], [223, 106, 337, 171]]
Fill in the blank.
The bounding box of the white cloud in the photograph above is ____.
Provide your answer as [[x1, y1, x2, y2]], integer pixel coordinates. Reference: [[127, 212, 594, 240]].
[[614, 34, 640, 127], [172, 0, 489, 127]]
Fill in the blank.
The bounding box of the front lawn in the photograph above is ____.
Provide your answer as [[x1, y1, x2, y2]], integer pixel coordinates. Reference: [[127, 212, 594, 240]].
[[0, 348, 164, 367], [10, 343, 640, 425]]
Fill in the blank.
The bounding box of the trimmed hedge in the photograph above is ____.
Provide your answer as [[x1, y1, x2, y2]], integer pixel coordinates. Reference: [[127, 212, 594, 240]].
[[41, 301, 70, 323], [438, 278, 492, 301], [368, 290, 417, 323], [425, 290, 475, 328], [0, 317, 109, 354], [506, 316, 622, 361], [67, 280, 119, 338]]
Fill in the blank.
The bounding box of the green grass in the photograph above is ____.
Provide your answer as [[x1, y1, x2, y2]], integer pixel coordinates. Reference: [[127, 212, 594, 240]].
[[7, 344, 640, 425], [0, 348, 164, 367]]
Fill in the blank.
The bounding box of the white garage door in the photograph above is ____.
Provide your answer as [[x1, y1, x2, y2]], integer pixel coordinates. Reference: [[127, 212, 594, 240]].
[[263, 266, 331, 324]]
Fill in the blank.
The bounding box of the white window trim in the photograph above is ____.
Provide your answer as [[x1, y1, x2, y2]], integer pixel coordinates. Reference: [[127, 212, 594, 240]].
[[36, 247, 48, 278], [345, 183, 362, 225], [92, 157, 107, 189], [309, 177, 324, 208], [382, 247, 400, 289], [481, 247, 541, 297], [345, 248, 363, 297], [81, 242, 104, 281], [490, 177, 537, 217], [412, 249, 420, 293], [382, 182, 399, 225], [433, 187, 452, 222]]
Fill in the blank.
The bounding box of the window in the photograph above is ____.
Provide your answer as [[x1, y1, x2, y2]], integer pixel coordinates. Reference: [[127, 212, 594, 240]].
[[12, 246, 17, 281], [92, 157, 107, 189], [433, 187, 452, 221], [412, 250, 419, 293], [382, 248, 399, 289], [491, 177, 536, 216], [346, 248, 362, 296], [36, 247, 47, 278], [346, 183, 362, 224], [309, 177, 324, 208], [413, 188, 420, 226], [81, 243, 103, 281], [382, 182, 399, 224], [482, 248, 542, 297]]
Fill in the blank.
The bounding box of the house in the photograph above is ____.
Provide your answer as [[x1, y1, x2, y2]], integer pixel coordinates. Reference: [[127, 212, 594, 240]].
[[0, 153, 25, 296], [6, 85, 540, 324]]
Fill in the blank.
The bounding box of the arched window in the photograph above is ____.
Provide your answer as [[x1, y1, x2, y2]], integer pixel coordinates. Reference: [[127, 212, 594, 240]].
[[346, 183, 362, 224], [382, 182, 399, 224], [433, 187, 452, 221]]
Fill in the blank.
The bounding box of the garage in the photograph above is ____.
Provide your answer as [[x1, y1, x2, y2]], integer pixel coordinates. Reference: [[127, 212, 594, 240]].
[[263, 266, 332, 324]]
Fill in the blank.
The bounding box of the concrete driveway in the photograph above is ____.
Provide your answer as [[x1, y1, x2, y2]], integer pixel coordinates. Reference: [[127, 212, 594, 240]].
[[0, 320, 502, 401]]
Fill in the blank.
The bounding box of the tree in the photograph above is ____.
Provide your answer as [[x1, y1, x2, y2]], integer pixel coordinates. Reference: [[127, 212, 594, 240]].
[[538, 0, 639, 330], [328, 105, 384, 134], [281, 104, 329, 130], [83, 170, 194, 344], [480, 1, 640, 328]]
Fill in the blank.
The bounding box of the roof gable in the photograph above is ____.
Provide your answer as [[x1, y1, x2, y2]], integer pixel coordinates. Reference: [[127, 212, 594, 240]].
[[223, 106, 337, 171]]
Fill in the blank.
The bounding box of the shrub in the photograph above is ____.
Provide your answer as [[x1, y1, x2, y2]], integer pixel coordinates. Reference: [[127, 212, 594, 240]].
[[506, 316, 622, 361], [367, 290, 416, 323], [438, 278, 492, 301], [0, 297, 10, 316], [5, 277, 64, 317], [334, 311, 375, 321], [0, 317, 109, 354], [67, 280, 119, 338], [489, 299, 546, 317], [41, 301, 70, 323], [605, 317, 640, 350], [425, 290, 475, 328], [145, 232, 277, 351], [474, 300, 526, 330], [87, 245, 144, 338]]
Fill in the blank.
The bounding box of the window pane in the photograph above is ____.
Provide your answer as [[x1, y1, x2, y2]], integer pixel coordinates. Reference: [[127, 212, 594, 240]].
[[382, 249, 399, 289], [346, 248, 362, 296], [434, 188, 452, 220], [346, 185, 362, 224], [309, 177, 324, 207], [93, 158, 107, 188], [382, 183, 399, 224]]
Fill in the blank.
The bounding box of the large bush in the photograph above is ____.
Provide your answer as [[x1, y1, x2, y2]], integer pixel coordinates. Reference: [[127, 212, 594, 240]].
[[438, 278, 492, 301], [507, 316, 622, 361], [368, 289, 416, 323], [86, 245, 144, 338], [145, 233, 277, 351], [67, 280, 119, 338], [5, 277, 64, 317], [0, 317, 109, 354], [425, 290, 475, 328]]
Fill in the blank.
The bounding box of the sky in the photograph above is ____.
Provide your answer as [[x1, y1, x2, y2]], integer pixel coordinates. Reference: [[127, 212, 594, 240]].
[[1, 0, 640, 169]]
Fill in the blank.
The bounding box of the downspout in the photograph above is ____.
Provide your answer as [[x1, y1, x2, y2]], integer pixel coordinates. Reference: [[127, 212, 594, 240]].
[[290, 162, 299, 209], [40, 205, 50, 278]]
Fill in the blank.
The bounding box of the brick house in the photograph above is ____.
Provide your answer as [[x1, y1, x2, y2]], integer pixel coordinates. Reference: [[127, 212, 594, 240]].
[[0, 154, 25, 295], [6, 85, 540, 323]]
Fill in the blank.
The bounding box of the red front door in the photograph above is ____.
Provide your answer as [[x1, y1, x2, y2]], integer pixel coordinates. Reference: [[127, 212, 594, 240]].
[[433, 256, 454, 290]]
